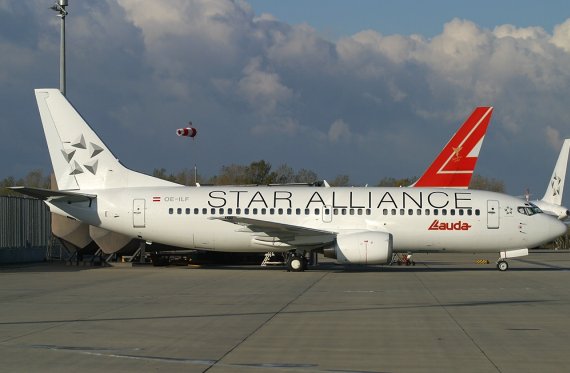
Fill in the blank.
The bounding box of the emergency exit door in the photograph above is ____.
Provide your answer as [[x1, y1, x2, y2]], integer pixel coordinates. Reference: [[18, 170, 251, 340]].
[[487, 200, 499, 229], [133, 199, 146, 228]]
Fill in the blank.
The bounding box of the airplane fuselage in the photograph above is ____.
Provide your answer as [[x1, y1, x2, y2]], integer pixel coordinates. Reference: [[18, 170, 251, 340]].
[[47, 186, 565, 254]]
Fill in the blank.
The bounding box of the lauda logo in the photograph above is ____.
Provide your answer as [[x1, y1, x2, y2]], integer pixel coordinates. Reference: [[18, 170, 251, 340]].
[[428, 220, 472, 231]]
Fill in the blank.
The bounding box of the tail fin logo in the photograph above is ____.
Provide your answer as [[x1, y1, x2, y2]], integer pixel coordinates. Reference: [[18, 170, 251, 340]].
[[451, 145, 463, 162], [413, 107, 493, 188], [550, 175, 562, 197]]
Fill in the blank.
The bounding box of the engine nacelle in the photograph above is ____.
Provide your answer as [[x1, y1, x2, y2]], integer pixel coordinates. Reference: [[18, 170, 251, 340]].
[[329, 231, 393, 265]]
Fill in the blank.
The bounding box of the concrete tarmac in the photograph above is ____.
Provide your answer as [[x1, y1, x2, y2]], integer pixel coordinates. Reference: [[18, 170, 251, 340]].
[[1, 252, 570, 373]]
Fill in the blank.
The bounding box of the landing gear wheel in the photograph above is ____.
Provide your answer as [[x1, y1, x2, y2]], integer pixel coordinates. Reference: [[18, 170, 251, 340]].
[[286, 255, 307, 272], [497, 260, 508, 271]]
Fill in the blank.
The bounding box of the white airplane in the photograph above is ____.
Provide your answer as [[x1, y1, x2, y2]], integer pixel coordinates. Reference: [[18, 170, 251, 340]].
[[529, 139, 570, 220], [11, 89, 567, 272]]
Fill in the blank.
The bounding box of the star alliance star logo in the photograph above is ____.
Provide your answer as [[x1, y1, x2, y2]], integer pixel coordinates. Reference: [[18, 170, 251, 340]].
[[551, 175, 562, 197]]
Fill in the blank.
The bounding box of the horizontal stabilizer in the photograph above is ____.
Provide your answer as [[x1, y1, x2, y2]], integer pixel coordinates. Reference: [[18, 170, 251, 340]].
[[8, 186, 96, 204]]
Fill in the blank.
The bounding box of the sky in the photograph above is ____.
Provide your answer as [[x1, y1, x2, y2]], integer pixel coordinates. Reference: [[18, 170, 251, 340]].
[[1, 0, 570, 205]]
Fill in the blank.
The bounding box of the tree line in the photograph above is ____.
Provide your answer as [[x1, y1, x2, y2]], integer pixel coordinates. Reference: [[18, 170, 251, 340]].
[[0, 160, 505, 196]]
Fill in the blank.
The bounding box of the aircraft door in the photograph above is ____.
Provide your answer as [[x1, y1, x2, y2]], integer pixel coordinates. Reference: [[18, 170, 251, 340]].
[[487, 200, 499, 229], [322, 205, 332, 223], [133, 199, 146, 228]]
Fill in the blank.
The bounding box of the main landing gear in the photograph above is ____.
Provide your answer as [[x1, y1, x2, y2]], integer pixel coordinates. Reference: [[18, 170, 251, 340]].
[[286, 253, 308, 272]]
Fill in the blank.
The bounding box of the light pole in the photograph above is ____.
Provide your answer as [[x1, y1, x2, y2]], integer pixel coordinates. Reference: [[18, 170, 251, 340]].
[[50, 0, 68, 96]]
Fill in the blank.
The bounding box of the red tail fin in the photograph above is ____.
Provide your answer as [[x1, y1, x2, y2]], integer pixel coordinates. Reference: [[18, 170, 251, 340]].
[[413, 107, 493, 188]]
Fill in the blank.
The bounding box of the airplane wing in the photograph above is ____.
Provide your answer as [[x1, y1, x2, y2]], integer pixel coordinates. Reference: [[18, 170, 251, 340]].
[[8, 187, 96, 205], [211, 216, 336, 248]]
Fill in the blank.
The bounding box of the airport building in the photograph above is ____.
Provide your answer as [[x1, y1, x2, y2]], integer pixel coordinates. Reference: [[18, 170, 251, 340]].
[[0, 196, 51, 263]]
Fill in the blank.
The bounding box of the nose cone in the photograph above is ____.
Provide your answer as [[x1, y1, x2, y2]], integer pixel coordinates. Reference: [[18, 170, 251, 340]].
[[553, 219, 568, 238], [530, 215, 568, 248]]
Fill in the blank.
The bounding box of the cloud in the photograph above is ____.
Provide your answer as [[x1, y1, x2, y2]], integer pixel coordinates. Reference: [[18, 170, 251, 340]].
[[546, 126, 563, 150], [551, 19, 570, 52], [237, 57, 293, 116], [2, 1, 570, 196], [328, 119, 351, 143]]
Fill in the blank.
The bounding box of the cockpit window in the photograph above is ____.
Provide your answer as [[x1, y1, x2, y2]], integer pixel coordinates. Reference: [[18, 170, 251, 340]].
[[529, 204, 543, 214], [517, 204, 543, 216]]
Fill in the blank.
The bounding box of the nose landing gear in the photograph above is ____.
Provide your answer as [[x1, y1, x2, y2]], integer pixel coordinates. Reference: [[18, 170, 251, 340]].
[[496, 260, 509, 271]]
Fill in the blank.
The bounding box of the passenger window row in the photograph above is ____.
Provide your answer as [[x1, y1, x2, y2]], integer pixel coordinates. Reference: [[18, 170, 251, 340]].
[[381, 208, 480, 216], [167, 207, 478, 216]]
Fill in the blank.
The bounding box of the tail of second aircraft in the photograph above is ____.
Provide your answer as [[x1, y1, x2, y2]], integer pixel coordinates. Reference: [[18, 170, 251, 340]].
[[412, 107, 493, 188], [542, 139, 570, 205], [35, 89, 178, 191]]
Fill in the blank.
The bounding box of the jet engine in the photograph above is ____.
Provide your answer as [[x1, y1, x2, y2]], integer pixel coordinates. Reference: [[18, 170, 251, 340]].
[[325, 231, 393, 265]]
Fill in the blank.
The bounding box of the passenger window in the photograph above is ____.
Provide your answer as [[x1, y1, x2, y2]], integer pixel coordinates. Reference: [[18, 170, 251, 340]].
[[287, 208, 292, 215], [417, 209, 422, 216], [366, 209, 371, 215], [408, 209, 414, 215], [425, 209, 430, 216], [434, 209, 439, 216], [383, 209, 388, 215], [357, 209, 363, 215], [236, 208, 241, 215], [467, 209, 472, 216], [169, 208, 173, 214], [315, 208, 320, 215], [391, 209, 396, 215], [202, 208, 207, 214], [227, 208, 233, 214], [342, 209, 347, 215], [194, 208, 199, 214], [278, 208, 283, 215], [244, 208, 250, 215], [350, 209, 355, 215], [450, 209, 455, 216], [270, 208, 275, 215], [186, 208, 190, 214], [253, 208, 258, 215], [475, 209, 480, 216], [219, 208, 224, 215], [261, 208, 266, 215], [296, 208, 301, 215], [400, 209, 405, 215], [334, 209, 339, 215], [458, 209, 464, 216], [325, 208, 331, 215], [442, 209, 447, 216], [305, 208, 310, 215], [210, 208, 215, 215]]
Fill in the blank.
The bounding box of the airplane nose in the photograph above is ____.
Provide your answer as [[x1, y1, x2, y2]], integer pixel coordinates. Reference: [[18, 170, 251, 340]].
[[553, 219, 568, 238]]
